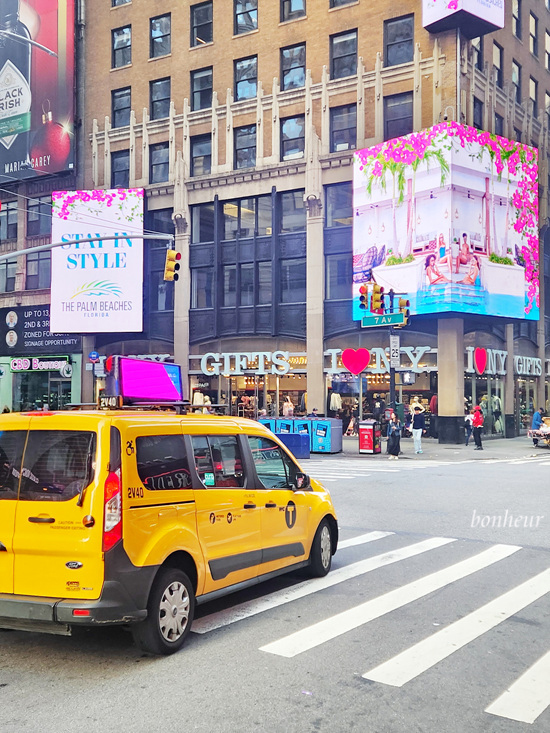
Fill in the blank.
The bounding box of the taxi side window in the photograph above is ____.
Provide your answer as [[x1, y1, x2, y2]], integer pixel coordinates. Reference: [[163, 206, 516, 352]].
[[247, 436, 296, 489], [19, 431, 96, 502], [136, 434, 191, 490], [191, 435, 244, 488], [0, 430, 26, 500]]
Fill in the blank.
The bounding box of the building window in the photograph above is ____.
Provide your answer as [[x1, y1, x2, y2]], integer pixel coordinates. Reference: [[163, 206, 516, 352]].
[[281, 0, 305, 22], [27, 196, 51, 237], [112, 26, 131, 68], [222, 265, 237, 307], [191, 2, 213, 46], [473, 97, 483, 129], [281, 116, 305, 160], [223, 197, 260, 239], [148, 209, 175, 312], [471, 37, 483, 71], [191, 67, 212, 111], [494, 112, 504, 136], [111, 150, 130, 188], [326, 253, 352, 300], [546, 92, 550, 123], [240, 263, 254, 306], [258, 261, 272, 304], [26, 251, 51, 290], [529, 13, 538, 56], [191, 203, 215, 243], [514, 127, 522, 142], [546, 32, 550, 72], [512, 61, 521, 105], [150, 142, 169, 184], [384, 15, 414, 67], [513, 0, 521, 39], [191, 268, 214, 309], [330, 29, 357, 79], [492, 42, 503, 88], [384, 93, 413, 140], [234, 125, 256, 169], [112, 87, 131, 128], [235, 0, 257, 34], [529, 77, 538, 118], [234, 56, 257, 100], [325, 182, 352, 227], [0, 260, 16, 293], [330, 0, 354, 6], [281, 258, 306, 303], [0, 201, 17, 239], [150, 78, 170, 120], [281, 43, 305, 91], [280, 190, 306, 233], [191, 134, 211, 176], [150, 14, 171, 58], [112, 0, 130, 5], [330, 104, 356, 152]]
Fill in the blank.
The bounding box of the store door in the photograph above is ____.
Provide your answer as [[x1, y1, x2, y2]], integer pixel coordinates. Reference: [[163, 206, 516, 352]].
[[49, 379, 72, 410]]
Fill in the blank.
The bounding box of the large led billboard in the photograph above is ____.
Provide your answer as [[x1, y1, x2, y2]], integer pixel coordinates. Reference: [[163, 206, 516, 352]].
[[0, 0, 75, 183], [423, 0, 504, 38], [353, 123, 539, 322], [50, 189, 145, 333]]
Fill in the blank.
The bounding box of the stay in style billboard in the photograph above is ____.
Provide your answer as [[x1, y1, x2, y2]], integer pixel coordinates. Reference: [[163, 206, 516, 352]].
[[0, 0, 75, 182], [353, 123, 539, 322], [50, 189, 144, 333]]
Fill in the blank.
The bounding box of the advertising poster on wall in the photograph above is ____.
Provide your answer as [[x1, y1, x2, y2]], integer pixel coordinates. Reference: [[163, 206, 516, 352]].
[[50, 189, 144, 333], [0, 0, 75, 183], [353, 123, 539, 323], [422, 0, 505, 37], [0, 304, 81, 355]]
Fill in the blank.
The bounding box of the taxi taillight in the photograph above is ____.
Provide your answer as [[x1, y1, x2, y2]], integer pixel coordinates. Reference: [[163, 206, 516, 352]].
[[102, 470, 122, 552]]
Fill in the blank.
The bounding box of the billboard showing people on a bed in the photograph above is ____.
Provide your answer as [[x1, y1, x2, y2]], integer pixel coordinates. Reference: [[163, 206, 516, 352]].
[[352, 123, 539, 322]]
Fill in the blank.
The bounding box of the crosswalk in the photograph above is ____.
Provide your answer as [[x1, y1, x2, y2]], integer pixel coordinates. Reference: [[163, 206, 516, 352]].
[[193, 530, 550, 726], [302, 454, 550, 482]]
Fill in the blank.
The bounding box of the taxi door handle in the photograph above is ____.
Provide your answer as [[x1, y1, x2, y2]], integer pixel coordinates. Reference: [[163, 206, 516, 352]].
[[265, 502, 277, 508], [0, 541, 6, 552], [28, 517, 55, 524], [243, 502, 256, 509]]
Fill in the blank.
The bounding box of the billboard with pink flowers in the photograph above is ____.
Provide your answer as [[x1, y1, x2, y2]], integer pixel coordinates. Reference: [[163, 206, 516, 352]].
[[353, 123, 539, 322]]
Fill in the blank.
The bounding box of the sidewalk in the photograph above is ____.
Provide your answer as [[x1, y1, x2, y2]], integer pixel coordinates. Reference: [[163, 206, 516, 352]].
[[338, 434, 549, 462]]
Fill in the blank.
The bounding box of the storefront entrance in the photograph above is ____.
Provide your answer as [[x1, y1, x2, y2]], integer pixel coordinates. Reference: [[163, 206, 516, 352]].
[[464, 375, 504, 436], [13, 372, 73, 411]]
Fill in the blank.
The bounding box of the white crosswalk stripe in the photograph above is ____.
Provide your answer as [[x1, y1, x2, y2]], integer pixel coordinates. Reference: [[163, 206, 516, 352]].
[[485, 649, 550, 724]]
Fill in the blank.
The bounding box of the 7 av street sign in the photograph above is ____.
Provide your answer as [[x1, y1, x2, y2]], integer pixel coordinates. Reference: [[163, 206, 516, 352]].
[[361, 313, 405, 328]]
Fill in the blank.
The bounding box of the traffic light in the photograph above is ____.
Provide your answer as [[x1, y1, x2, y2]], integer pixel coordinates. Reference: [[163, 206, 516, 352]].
[[359, 284, 369, 309], [164, 249, 181, 281], [398, 297, 410, 326], [371, 284, 384, 312]]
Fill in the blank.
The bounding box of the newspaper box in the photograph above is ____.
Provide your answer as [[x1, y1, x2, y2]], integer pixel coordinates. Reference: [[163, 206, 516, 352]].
[[359, 419, 381, 454]]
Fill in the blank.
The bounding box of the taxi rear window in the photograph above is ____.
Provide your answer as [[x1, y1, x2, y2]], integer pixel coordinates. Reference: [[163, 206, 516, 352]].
[[19, 431, 96, 502], [191, 435, 244, 488], [136, 435, 191, 490]]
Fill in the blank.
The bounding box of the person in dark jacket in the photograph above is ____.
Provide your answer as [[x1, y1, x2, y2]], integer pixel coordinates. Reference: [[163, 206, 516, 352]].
[[411, 406, 426, 454], [387, 411, 402, 459]]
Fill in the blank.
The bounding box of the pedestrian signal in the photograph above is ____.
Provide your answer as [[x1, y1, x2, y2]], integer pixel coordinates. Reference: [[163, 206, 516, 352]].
[[164, 249, 181, 282], [359, 284, 369, 309], [398, 297, 410, 326], [371, 284, 384, 312]]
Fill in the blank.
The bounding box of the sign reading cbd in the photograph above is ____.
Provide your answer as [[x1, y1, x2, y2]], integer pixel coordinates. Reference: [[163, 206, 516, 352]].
[[50, 189, 144, 334]]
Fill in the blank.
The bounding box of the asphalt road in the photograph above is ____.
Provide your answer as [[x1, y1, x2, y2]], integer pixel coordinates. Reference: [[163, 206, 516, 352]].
[[1, 435, 549, 733]]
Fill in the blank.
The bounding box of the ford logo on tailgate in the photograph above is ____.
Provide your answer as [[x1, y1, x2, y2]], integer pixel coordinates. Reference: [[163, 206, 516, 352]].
[[66, 561, 83, 569]]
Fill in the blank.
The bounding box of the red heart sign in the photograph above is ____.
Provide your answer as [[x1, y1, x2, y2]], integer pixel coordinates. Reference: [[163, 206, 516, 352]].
[[474, 347, 487, 375], [342, 348, 371, 375]]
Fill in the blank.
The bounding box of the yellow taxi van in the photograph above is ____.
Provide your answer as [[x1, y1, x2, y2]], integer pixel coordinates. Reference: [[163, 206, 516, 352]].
[[0, 410, 338, 654]]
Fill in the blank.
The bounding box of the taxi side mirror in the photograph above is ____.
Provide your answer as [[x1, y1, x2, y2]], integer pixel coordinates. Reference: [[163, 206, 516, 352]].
[[294, 472, 310, 490]]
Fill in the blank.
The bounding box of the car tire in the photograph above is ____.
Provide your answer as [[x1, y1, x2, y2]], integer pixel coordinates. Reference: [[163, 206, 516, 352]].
[[308, 519, 333, 577], [132, 568, 195, 655]]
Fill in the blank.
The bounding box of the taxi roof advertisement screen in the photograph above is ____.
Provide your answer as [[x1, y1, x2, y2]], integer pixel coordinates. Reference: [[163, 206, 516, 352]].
[[352, 123, 539, 323], [0, 0, 75, 183]]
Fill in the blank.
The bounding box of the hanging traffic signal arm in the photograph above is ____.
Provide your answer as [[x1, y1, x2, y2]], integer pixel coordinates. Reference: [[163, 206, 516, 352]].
[[164, 249, 181, 281]]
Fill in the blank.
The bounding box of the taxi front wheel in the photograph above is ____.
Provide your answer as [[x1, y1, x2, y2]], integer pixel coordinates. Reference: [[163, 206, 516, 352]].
[[308, 519, 333, 577], [132, 568, 195, 655]]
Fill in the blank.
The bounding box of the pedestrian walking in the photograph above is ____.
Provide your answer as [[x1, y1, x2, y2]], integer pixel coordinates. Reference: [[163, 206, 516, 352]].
[[531, 407, 544, 446], [387, 411, 402, 460], [411, 405, 426, 454], [464, 409, 473, 446], [472, 405, 484, 450]]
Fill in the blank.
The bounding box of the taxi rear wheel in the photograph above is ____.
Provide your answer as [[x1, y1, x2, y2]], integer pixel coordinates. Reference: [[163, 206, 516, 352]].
[[132, 568, 195, 655], [308, 519, 333, 577]]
